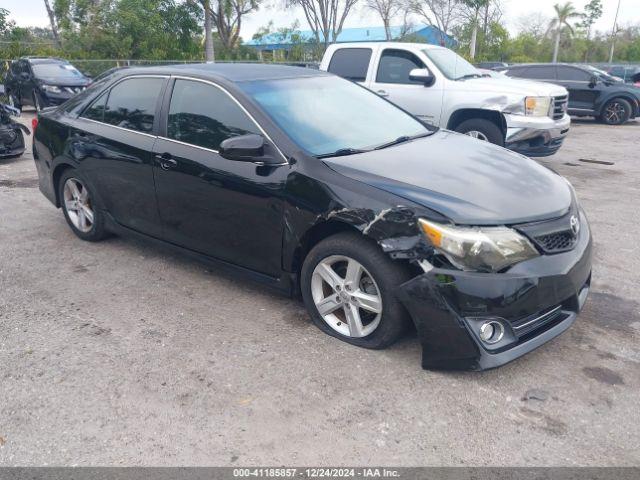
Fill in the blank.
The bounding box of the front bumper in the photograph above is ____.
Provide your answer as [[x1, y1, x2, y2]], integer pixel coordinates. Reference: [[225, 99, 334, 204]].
[[504, 113, 571, 157], [395, 210, 592, 371], [0, 127, 26, 158]]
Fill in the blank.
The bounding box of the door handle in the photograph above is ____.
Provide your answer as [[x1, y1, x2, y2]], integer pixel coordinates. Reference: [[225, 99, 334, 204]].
[[377, 90, 389, 97], [155, 153, 177, 170]]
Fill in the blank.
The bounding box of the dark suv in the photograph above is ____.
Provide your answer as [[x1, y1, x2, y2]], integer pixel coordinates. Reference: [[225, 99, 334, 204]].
[[504, 63, 640, 125], [4, 57, 90, 111]]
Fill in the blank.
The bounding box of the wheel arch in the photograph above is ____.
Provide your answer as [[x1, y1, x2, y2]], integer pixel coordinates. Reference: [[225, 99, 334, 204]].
[[52, 162, 75, 208], [446, 108, 507, 136], [597, 94, 639, 118]]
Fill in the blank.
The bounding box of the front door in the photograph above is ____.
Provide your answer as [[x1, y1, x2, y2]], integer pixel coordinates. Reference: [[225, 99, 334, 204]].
[[368, 48, 443, 126], [153, 78, 286, 277], [555, 66, 601, 113]]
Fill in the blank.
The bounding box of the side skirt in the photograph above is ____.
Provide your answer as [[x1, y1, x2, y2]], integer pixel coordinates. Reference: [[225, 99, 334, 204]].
[[103, 213, 297, 297]]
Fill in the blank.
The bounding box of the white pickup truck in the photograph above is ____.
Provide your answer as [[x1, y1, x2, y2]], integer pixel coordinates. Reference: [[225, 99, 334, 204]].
[[319, 42, 571, 157]]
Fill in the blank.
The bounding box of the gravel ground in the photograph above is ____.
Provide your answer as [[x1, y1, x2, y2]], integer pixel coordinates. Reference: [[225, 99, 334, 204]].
[[0, 112, 639, 466]]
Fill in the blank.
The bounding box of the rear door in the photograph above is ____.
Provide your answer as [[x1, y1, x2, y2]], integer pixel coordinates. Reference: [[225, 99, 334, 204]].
[[152, 77, 286, 276], [368, 48, 443, 126], [68, 75, 167, 237]]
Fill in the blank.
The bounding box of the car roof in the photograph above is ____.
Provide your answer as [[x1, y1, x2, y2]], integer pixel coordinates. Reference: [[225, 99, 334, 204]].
[[329, 41, 448, 51], [112, 63, 331, 83]]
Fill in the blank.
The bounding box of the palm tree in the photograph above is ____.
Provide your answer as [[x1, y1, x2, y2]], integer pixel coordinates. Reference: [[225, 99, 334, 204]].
[[547, 2, 581, 63]]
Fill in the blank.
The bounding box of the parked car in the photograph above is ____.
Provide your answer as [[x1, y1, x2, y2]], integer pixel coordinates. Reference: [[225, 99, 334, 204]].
[[604, 65, 640, 84], [320, 43, 571, 157], [503, 63, 640, 125], [4, 57, 91, 111], [475, 61, 508, 70], [32, 64, 592, 370]]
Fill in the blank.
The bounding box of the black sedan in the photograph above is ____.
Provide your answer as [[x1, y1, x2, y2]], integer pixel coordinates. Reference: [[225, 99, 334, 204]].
[[32, 64, 592, 370]]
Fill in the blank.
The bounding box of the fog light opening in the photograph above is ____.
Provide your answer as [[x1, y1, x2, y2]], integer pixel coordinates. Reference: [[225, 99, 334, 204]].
[[479, 321, 505, 344]]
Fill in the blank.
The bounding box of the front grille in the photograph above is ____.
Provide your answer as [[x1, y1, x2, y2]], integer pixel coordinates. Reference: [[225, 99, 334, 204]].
[[535, 231, 577, 252], [551, 95, 568, 120]]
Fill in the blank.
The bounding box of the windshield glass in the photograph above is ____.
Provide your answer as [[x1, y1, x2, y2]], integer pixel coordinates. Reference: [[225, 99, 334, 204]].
[[240, 76, 429, 156], [584, 65, 621, 82], [423, 48, 479, 80], [32, 63, 84, 79]]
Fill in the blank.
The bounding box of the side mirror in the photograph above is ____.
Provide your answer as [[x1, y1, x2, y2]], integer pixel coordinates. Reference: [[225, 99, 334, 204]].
[[589, 75, 598, 88], [409, 68, 435, 87], [220, 134, 265, 162]]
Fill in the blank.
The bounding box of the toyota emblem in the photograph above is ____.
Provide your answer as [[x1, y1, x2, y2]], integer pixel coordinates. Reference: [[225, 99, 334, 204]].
[[570, 215, 580, 236]]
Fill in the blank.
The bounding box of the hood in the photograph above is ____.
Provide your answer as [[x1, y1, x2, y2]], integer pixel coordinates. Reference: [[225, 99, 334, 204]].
[[323, 130, 572, 225], [37, 77, 90, 87], [452, 76, 568, 97]]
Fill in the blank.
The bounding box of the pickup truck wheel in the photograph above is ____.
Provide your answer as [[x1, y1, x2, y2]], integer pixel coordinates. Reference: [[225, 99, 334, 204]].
[[600, 98, 631, 125], [301, 232, 413, 349], [455, 119, 504, 146]]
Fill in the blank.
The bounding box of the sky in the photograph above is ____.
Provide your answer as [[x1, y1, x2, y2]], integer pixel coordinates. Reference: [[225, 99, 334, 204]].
[[3, 0, 639, 43]]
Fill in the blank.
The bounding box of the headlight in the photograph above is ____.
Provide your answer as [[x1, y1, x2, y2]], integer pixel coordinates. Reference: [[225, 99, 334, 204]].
[[418, 219, 539, 272], [41, 85, 62, 94], [525, 96, 552, 117]]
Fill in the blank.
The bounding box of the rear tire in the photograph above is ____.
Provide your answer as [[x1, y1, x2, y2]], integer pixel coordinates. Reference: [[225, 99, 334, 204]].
[[455, 118, 504, 146], [600, 98, 631, 125], [301, 232, 413, 349], [58, 169, 108, 242]]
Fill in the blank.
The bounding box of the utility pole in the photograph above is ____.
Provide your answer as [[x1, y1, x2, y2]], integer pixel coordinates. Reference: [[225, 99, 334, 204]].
[[608, 0, 621, 63]]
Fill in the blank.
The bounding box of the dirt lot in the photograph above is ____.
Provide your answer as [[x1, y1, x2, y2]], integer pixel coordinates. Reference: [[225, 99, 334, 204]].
[[1, 112, 639, 466]]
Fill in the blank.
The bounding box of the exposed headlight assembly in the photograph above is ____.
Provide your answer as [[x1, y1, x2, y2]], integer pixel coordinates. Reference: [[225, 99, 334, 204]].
[[524, 96, 552, 117], [41, 85, 62, 94], [418, 219, 539, 272]]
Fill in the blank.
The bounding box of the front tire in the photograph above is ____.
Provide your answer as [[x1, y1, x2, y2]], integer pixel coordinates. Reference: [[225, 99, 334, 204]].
[[58, 170, 108, 242], [600, 98, 631, 125], [301, 232, 413, 349], [455, 118, 504, 146]]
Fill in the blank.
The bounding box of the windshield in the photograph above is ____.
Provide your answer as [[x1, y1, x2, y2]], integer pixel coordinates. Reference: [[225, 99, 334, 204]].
[[240, 76, 429, 157], [585, 65, 622, 82], [32, 63, 85, 80], [423, 48, 480, 80]]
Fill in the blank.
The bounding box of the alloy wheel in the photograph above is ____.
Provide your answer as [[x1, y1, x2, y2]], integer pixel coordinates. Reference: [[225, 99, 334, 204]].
[[310, 255, 383, 338], [604, 102, 626, 124], [465, 130, 489, 141], [63, 178, 94, 233]]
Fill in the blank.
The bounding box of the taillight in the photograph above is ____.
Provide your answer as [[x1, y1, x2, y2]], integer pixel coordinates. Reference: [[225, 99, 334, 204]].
[[32, 118, 38, 133]]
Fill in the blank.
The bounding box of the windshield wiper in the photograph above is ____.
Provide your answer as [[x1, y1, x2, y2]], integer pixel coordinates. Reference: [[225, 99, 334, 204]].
[[373, 132, 434, 150], [316, 147, 368, 159], [455, 73, 483, 81]]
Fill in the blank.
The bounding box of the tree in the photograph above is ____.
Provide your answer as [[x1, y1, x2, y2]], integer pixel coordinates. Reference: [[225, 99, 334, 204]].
[[211, 0, 260, 51], [196, 0, 215, 61], [366, 0, 403, 40], [288, 0, 359, 50], [578, 0, 602, 61], [43, 0, 62, 47], [409, 0, 461, 46], [547, 2, 581, 62], [461, 0, 487, 58]]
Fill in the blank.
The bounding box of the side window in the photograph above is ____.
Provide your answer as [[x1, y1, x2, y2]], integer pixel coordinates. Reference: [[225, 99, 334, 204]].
[[505, 68, 526, 78], [167, 79, 259, 151], [102, 77, 164, 133], [524, 66, 556, 80], [376, 49, 425, 84], [327, 48, 372, 81], [81, 92, 108, 122], [556, 67, 591, 82]]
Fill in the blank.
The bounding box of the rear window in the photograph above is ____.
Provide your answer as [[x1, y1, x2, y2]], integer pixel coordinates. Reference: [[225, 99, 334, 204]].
[[328, 48, 372, 82], [102, 77, 165, 134], [524, 66, 556, 80]]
